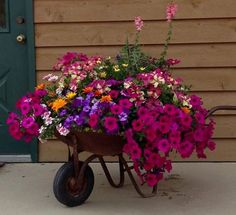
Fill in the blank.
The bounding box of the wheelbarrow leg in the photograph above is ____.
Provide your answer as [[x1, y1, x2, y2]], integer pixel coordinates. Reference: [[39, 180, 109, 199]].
[[119, 155, 157, 198], [98, 155, 125, 188]]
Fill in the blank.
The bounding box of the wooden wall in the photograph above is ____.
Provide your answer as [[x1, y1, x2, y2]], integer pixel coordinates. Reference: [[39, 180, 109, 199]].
[[34, 0, 236, 162]]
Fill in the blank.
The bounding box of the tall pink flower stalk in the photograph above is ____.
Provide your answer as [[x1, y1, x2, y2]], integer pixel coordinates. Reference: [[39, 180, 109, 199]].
[[134, 16, 144, 31], [166, 3, 178, 22]]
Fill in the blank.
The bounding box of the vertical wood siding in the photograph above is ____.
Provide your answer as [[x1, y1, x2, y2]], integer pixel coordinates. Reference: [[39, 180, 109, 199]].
[[34, 0, 236, 162]]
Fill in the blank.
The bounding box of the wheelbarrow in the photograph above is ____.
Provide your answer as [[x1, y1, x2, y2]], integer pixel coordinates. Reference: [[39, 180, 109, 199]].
[[53, 105, 236, 207]]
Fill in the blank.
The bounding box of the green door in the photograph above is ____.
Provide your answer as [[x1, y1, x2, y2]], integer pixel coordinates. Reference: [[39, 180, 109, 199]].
[[0, 0, 37, 162]]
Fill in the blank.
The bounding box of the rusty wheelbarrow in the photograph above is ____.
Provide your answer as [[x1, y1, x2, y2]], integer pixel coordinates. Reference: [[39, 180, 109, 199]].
[[53, 105, 236, 207]]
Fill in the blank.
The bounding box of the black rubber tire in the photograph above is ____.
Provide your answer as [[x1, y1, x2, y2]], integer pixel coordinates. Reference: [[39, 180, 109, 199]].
[[53, 161, 94, 207]]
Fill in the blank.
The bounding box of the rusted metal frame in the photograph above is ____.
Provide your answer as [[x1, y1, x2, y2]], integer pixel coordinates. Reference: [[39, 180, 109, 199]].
[[77, 154, 98, 187], [206, 105, 236, 118], [98, 155, 125, 188], [119, 155, 157, 198]]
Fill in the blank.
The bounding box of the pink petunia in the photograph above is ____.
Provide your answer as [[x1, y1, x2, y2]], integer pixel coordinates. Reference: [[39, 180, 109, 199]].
[[109, 90, 119, 99], [20, 102, 31, 115], [89, 114, 99, 128], [157, 139, 171, 154], [132, 119, 144, 132], [178, 141, 194, 158], [111, 104, 123, 115], [6, 112, 18, 125], [21, 117, 35, 129], [119, 99, 132, 110], [130, 144, 142, 160], [104, 117, 118, 132], [146, 173, 157, 187], [164, 104, 177, 116], [33, 104, 45, 116], [165, 160, 172, 173], [180, 113, 192, 128], [207, 140, 216, 151]]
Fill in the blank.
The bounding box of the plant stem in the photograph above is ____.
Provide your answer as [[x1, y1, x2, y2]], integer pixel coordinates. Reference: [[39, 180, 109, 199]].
[[160, 21, 173, 61]]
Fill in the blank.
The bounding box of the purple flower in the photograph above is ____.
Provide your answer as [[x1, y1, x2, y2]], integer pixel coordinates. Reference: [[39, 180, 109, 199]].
[[63, 116, 74, 129], [74, 115, 83, 126], [73, 97, 83, 107], [59, 109, 67, 117], [83, 106, 91, 113], [119, 112, 128, 122]]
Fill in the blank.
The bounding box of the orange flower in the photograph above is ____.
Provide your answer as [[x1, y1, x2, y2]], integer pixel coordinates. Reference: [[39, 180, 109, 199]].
[[35, 83, 45, 90], [95, 90, 102, 97], [51, 98, 67, 112], [100, 95, 112, 103], [181, 107, 190, 114], [83, 87, 93, 93]]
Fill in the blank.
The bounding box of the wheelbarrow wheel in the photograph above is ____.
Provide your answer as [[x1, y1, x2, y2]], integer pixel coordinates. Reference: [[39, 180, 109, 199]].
[[53, 161, 94, 207]]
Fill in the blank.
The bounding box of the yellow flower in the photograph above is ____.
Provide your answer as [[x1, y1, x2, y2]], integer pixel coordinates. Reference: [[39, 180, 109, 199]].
[[140, 67, 146, 71], [96, 60, 102, 64], [100, 95, 112, 103], [99, 72, 107, 78], [52, 99, 67, 112], [122, 64, 128, 67], [113, 65, 120, 72], [107, 56, 111, 60], [66, 92, 76, 99]]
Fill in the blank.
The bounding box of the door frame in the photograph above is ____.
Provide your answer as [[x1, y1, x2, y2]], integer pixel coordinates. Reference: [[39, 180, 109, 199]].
[[25, 0, 37, 162]]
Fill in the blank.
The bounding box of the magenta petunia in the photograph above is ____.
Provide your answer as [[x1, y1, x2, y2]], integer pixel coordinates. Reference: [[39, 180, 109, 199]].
[[132, 119, 144, 132], [130, 144, 142, 160], [21, 117, 35, 129], [109, 90, 119, 99], [89, 114, 99, 128], [180, 113, 192, 128], [104, 117, 118, 132], [6, 112, 18, 125], [164, 104, 177, 116], [146, 173, 157, 187], [33, 104, 45, 116], [20, 102, 31, 115], [111, 104, 123, 115], [178, 141, 194, 158], [207, 140, 216, 151], [119, 99, 132, 110], [165, 160, 172, 173], [157, 139, 171, 153]]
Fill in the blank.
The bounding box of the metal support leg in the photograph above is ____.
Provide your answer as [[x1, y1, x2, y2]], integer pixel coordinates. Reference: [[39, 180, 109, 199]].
[[98, 155, 125, 188], [119, 155, 157, 198]]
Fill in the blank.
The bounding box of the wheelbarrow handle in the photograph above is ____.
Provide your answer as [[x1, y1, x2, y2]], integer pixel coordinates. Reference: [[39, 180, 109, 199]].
[[206, 105, 236, 118]]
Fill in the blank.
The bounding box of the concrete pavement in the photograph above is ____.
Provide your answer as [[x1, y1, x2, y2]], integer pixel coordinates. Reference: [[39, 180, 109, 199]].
[[0, 163, 236, 215]]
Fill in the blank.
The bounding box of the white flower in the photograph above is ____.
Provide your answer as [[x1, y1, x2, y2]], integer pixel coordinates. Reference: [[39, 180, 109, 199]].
[[42, 111, 51, 120], [45, 117, 53, 126], [43, 73, 52, 80], [56, 124, 70, 136], [48, 75, 59, 82], [39, 126, 46, 134]]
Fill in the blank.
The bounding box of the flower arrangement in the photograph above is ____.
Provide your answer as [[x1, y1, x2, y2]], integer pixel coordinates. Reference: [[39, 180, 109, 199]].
[[7, 3, 216, 187]]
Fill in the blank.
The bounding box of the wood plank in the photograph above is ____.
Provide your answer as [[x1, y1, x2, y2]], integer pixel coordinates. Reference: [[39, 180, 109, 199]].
[[39, 139, 236, 162], [37, 68, 236, 91], [35, 19, 236, 47], [36, 44, 236, 70], [34, 0, 236, 23]]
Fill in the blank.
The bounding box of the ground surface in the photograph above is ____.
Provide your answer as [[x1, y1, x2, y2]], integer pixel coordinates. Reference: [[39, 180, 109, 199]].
[[0, 163, 235, 215]]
